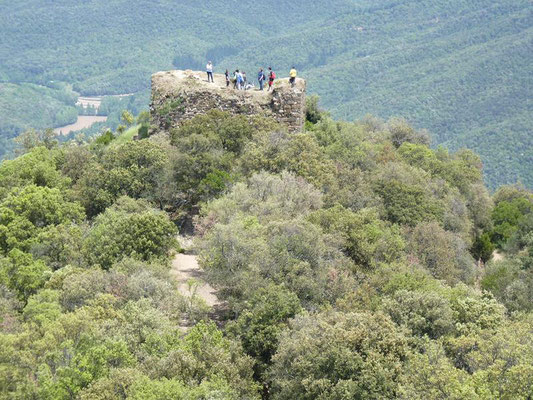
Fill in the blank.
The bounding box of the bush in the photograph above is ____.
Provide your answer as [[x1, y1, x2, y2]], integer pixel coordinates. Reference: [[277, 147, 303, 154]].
[[269, 311, 409, 400], [84, 197, 177, 269]]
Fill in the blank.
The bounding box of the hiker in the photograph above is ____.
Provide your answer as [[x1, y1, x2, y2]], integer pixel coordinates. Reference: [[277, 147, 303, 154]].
[[242, 71, 247, 86], [267, 67, 276, 91], [289, 66, 297, 87], [258, 68, 265, 90], [235, 69, 243, 90], [206, 61, 214, 82], [225, 69, 230, 87], [232, 70, 238, 89]]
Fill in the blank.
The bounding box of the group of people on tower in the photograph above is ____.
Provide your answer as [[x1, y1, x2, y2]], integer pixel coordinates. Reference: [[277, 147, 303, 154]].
[[205, 61, 298, 91]]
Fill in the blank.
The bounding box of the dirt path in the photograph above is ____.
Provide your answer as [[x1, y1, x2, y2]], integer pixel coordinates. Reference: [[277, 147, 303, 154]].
[[171, 253, 220, 308], [492, 250, 504, 262]]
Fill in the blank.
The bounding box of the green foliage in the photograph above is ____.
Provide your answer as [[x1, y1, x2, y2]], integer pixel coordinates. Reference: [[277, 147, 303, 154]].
[[490, 186, 533, 247], [197, 172, 354, 310], [0, 147, 70, 197], [408, 222, 475, 284], [227, 285, 302, 377], [269, 311, 410, 400], [84, 197, 177, 269], [0, 0, 531, 187], [387, 118, 430, 148], [0, 184, 84, 254], [449, 289, 506, 336], [482, 258, 533, 312], [1, 99, 531, 399], [471, 233, 494, 263], [197, 171, 323, 231], [170, 110, 278, 209], [75, 139, 170, 216], [93, 130, 115, 146], [239, 131, 336, 191], [382, 290, 454, 340], [0, 249, 50, 302], [120, 110, 134, 126], [305, 94, 328, 125], [13, 128, 58, 154], [443, 315, 533, 399], [309, 205, 405, 269], [374, 165, 445, 226]]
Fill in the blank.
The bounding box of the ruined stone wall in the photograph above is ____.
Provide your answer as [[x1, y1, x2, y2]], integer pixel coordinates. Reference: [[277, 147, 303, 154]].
[[150, 70, 306, 133]]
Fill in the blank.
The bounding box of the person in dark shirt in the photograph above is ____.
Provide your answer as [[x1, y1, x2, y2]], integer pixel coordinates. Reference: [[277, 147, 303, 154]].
[[258, 68, 265, 90], [225, 69, 230, 87]]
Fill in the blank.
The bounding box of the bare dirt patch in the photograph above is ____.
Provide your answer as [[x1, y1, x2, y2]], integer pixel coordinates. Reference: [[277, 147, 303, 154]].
[[492, 250, 504, 262], [171, 253, 220, 308], [54, 115, 107, 135]]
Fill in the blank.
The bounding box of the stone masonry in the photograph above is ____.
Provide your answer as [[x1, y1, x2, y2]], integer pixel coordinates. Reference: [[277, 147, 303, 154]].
[[150, 70, 306, 133]]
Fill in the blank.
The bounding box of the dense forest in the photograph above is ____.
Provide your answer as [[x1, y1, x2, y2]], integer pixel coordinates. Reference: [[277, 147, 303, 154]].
[[0, 0, 531, 188], [1, 98, 532, 398]]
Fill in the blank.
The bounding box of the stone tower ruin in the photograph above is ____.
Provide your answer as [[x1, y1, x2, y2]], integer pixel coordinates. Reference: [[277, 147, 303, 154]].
[[150, 70, 306, 133]]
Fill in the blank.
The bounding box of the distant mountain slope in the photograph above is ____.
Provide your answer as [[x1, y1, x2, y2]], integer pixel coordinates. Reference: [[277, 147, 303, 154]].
[[0, 0, 531, 188]]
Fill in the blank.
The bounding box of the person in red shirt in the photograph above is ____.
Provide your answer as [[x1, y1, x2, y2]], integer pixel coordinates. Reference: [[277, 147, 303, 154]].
[[267, 67, 276, 91]]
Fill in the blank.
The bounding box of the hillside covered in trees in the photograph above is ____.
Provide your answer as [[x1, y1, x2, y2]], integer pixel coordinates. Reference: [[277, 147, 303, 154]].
[[1, 99, 532, 398], [0, 0, 531, 188]]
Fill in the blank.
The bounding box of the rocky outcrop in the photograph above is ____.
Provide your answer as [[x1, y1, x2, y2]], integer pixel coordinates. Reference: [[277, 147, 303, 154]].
[[150, 70, 306, 133]]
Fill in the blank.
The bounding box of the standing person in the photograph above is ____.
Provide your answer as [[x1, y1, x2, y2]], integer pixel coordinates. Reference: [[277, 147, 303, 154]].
[[235, 70, 242, 90], [206, 61, 214, 82], [267, 67, 276, 91], [258, 68, 265, 90], [225, 69, 230, 87], [242, 71, 247, 86], [233, 70, 238, 89], [289, 66, 297, 87]]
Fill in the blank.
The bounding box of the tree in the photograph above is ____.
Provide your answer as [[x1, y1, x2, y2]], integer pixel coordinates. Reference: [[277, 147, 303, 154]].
[[227, 285, 302, 377], [121, 110, 134, 127], [0, 146, 70, 197], [0, 185, 84, 254], [305, 95, 329, 125], [0, 249, 50, 302], [381, 290, 454, 339], [84, 197, 177, 269], [268, 311, 409, 400], [148, 321, 260, 399], [399, 341, 478, 399], [490, 194, 533, 247], [239, 131, 336, 191], [409, 222, 475, 284], [373, 163, 444, 226], [386, 117, 430, 148], [482, 258, 533, 312], [471, 233, 494, 263], [308, 205, 405, 269], [444, 316, 533, 399], [75, 140, 169, 217], [14, 129, 58, 154], [169, 110, 279, 209]]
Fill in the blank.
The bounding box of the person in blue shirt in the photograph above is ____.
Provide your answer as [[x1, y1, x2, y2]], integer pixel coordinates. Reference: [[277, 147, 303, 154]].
[[235, 69, 243, 90], [258, 68, 265, 90]]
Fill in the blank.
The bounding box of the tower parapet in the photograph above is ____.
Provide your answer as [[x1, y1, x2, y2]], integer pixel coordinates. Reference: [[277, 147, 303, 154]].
[[150, 70, 306, 133]]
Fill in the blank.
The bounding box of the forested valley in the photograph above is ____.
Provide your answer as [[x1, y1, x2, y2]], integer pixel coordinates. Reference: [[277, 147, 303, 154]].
[[1, 0, 532, 188], [1, 99, 532, 399]]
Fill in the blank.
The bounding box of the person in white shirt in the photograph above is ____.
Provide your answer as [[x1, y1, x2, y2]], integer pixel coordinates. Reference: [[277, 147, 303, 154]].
[[206, 61, 214, 83]]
